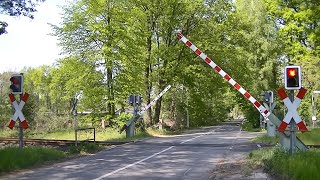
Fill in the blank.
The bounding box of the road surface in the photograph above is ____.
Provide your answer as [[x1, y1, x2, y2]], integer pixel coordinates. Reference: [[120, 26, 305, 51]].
[[2, 123, 265, 180]]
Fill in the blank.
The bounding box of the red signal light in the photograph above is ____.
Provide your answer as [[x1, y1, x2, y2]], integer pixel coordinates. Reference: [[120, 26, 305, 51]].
[[10, 77, 19, 84], [284, 66, 301, 90], [9, 74, 23, 94], [287, 68, 297, 78]]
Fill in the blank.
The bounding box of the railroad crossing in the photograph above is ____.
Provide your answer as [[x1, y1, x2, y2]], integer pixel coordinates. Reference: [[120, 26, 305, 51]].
[[177, 33, 308, 151]]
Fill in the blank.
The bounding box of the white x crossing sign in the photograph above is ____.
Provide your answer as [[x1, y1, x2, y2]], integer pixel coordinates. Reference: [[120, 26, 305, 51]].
[[277, 88, 308, 132], [8, 93, 29, 129]]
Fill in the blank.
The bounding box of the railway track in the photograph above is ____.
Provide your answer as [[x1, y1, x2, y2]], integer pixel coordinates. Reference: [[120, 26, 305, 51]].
[[0, 138, 131, 147], [1, 137, 318, 150]]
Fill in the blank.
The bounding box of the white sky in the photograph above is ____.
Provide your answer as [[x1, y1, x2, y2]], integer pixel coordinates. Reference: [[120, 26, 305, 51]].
[[0, 0, 69, 73]]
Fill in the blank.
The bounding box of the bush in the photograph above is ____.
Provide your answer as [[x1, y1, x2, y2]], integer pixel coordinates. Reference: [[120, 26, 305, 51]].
[[112, 113, 133, 128]]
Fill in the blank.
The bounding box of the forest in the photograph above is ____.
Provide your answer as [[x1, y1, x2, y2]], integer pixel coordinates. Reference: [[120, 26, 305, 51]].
[[1, 0, 320, 133]]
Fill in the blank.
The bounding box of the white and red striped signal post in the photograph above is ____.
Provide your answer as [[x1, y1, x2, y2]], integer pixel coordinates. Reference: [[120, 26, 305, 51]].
[[8, 93, 29, 129], [177, 33, 309, 151], [8, 73, 29, 149], [277, 88, 308, 132]]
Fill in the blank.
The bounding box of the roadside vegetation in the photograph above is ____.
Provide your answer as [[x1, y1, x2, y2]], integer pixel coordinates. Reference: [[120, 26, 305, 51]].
[[0, 138, 131, 174], [252, 127, 320, 146], [0, 146, 66, 174], [0, 126, 182, 175], [0, 143, 105, 174], [248, 146, 320, 180], [0, 127, 179, 141], [249, 127, 320, 179], [297, 128, 320, 145], [252, 134, 279, 145]]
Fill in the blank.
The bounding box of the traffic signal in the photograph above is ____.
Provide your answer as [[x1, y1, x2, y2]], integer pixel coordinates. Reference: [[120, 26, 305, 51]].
[[9, 74, 23, 94], [128, 95, 134, 105], [285, 65, 301, 90], [135, 95, 142, 105], [128, 94, 142, 105], [264, 91, 273, 103]]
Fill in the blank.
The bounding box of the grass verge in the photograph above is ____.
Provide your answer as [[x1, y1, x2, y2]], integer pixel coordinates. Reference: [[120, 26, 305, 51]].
[[297, 127, 320, 145], [0, 143, 105, 175], [252, 134, 279, 145], [0, 128, 151, 141], [248, 146, 320, 180], [252, 127, 320, 146], [0, 127, 181, 142], [0, 146, 66, 174]]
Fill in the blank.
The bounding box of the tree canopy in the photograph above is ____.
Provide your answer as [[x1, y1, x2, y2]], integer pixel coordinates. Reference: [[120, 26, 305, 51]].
[[0, 0, 45, 35], [2, 0, 320, 131]]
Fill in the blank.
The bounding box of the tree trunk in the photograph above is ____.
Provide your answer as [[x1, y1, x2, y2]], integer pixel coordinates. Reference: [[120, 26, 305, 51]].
[[107, 65, 115, 116], [153, 78, 165, 124], [144, 12, 155, 126], [153, 96, 162, 125]]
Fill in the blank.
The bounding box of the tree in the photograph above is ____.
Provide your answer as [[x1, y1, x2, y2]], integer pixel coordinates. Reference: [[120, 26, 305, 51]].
[[265, 0, 320, 124], [0, 0, 45, 35]]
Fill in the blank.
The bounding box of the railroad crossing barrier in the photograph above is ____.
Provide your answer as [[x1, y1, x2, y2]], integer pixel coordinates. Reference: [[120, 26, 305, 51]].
[[177, 33, 308, 151], [120, 85, 172, 137], [263, 102, 276, 137]]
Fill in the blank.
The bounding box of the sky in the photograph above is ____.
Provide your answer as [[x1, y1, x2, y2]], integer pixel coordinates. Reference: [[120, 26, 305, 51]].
[[0, 0, 69, 73]]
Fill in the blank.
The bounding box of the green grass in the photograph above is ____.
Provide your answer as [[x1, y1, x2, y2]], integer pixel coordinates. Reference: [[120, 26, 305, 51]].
[[0, 143, 105, 174], [297, 127, 320, 145], [0, 128, 151, 141], [67, 142, 106, 155], [0, 146, 66, 173], [0, 127, 170, 174], [0, 127, 181, 142], [29, 129, 76, 140], [0, 129, 19, 138], [248, 146, 320, 180], [252, 134, 279, 145], [251, 127, 320, 146]]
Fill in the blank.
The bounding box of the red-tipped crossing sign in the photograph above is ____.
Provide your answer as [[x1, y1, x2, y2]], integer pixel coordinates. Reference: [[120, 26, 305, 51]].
[[8, 93, 29, 129], [277, 88, 308, 132]]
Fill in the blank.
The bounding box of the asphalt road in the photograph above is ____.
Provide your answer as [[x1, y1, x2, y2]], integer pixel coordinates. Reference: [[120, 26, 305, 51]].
[[2, 124, 264, 180]]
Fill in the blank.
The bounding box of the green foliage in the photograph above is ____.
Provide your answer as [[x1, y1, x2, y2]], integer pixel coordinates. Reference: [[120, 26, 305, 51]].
[[4, 0, 312, 132], [0, 72, 20, 127], [112, 113, 133, 128], [0, 146, 65, 173], [265, 0, 320, 128], [0, 0, 45, 35]]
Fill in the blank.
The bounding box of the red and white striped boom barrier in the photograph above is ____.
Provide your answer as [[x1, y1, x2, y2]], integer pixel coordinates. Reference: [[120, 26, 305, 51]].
[[139, 85, 172, 115], [119, 85, 172, 134], [126, 85, 172, 127], [8, 93, 29, 129], [177, 33, 270, 119]]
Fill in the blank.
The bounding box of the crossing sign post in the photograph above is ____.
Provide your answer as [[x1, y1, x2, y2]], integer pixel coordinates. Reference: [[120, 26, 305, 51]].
[[278, 66, 308, 155], [8, 73, 29, 149]]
